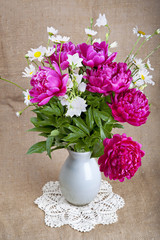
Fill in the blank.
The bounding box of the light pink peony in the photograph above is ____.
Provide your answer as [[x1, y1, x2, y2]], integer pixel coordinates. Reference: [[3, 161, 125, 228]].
[[29, 64, 68, 106], [86, 62, 132, 95], [98, 134, 145, 182], [77, 41, 117, 68], [109, 88, 150, 126]]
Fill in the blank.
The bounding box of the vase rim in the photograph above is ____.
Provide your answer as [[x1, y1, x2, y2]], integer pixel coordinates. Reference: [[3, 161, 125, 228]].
[[67, 149, 91, 154]]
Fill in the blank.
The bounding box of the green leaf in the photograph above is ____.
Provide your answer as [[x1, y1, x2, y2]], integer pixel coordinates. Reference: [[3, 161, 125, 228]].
[[46, 136, 54, 158], [92, 140, 104, 158], [39, 133, 48, 138], [41, 106, 61, 116], [51, 146, 65, 152], [62, 131, 85, 142], [74, 140, 85, 152], [50, 104, 62, 116], [67, 125, 86, 136], [93, 109, 101, 127], [28, 127, 53, 133], [50, 129, 60, 137], [86, 107, 94, 130], [30, 117, 39, 127], [99, 111, 110, 121], [113, 123, 124, 129], [27, 141, 46, 154], [36, 119, 56, 127], [72, 117, 90, 135], [100, 126, 106, 140]]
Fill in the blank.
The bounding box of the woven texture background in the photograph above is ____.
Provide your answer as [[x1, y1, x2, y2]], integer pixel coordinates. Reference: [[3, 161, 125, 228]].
[[0, 0, 160, 239]]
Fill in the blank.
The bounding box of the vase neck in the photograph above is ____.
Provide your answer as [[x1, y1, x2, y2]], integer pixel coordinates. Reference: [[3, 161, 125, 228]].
[[68, 150, 91, 162]]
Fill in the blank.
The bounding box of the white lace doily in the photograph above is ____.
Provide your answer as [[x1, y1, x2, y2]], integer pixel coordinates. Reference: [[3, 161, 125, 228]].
[[34, 180, 125, 232]]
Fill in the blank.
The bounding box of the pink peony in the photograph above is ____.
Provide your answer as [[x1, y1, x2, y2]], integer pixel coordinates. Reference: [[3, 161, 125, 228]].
[[77, 41, 117, 68], [86, 62, 132, 95], [29, 64, 68, 106], [98, 134, 145, 182], [49, 42, 77, 70], [109, 88, 150, 126]]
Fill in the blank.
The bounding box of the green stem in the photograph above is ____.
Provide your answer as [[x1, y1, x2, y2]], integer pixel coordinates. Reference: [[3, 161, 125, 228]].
[[90, 18, 93, 44], [143, 44, 160, 61], [0, 77, 25, 91], [59, 44, 63, 74], [124, 36, 141, 63], [86, 37, 90, 44], [18, 104, 34, 116], [133, 33, 156, 59], [47, 57, 55, 70], [106, 24, 111, 36], [131, 68, 139, 77], [47, 39, 50, 47], [26, 58, 30, 66], [32, 61, 39, 68]]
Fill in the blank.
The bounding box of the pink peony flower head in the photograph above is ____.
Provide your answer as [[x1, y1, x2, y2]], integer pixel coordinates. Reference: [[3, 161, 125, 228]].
[[29, 63, 69, 106], [98, 134, 145, 182], [49, 42, 77, 70], [109, 88, 150, 126], [86, 62, 132, 95], [77, 41, 117, 68]]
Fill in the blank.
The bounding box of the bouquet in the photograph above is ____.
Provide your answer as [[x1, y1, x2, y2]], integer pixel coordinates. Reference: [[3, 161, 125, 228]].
[[1, 13, 159, 182]]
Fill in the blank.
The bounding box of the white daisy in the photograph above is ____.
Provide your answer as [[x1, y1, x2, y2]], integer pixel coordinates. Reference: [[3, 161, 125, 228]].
[[47, 27, 58, 35], [85, 28, 97, 37], [132, 57, 145, 70], [133, 26, 146, 38], [92, 38, 101, 44], [95, 13, 107, 27], [45, 47, 55, 57], [67, 53, 83, 68], [146, 59, 154, 71], [133, 69, 155, 88], [66, 97, 87, 117], [23, 89, 31, 106], [26, 46, 46, 62], [22, 64, 36, 77], [109, 41, 118, 48], [155, 28, 160, 34], [49, 35, 70, 44]]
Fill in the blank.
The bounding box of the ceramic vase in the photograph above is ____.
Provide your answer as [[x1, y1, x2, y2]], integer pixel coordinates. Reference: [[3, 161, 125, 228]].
[[59, 150, 101, 206]]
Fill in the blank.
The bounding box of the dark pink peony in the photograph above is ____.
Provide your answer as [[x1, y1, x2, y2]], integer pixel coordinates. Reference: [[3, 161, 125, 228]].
[[109, 88, 150, 126], [86, 62, 132, 95], [29, 64, 68, 106], [98, 134, 145, 182], [49, 42, 77, 70], [77, 41, 117, 68]]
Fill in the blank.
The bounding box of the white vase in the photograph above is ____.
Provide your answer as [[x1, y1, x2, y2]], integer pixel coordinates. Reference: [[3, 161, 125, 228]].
[[59, 150, 101, 206]]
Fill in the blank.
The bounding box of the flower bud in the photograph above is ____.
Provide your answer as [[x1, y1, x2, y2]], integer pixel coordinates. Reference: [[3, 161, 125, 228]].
[[155, 28, 160, 34]]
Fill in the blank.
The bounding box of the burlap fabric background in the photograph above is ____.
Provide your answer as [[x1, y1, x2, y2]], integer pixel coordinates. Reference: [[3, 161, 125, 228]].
[[0, 0, 160, 239]]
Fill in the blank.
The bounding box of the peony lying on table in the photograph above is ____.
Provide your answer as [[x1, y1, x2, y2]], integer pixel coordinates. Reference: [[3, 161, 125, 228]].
[[1, 13, 159, 182]]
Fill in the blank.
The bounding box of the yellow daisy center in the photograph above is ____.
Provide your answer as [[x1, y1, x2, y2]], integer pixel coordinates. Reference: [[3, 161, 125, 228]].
[[138, 30, 145, 35], [141, 75, 145, 80], [28, 95, 30, 100], [34, 51, 41, 58], [29, 71, 33, 75]]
